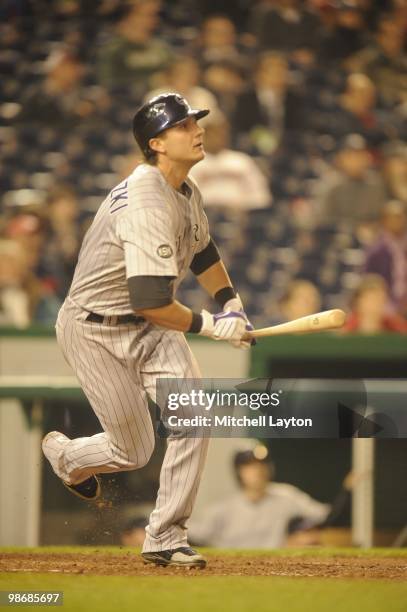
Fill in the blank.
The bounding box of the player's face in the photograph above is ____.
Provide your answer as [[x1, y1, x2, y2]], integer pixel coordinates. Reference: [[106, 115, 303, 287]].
[[156, 116, 205, 165], [238, 462, 270, 491]]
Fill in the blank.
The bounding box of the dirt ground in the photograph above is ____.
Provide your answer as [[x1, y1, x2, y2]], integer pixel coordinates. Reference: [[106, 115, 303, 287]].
[[1, 552, 406, 580]]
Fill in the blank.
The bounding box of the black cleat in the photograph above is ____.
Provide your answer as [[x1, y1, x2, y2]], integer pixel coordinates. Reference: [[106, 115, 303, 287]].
[[142, 547, 206, 568], [63, 475, 101, 501], [42, 431, 101, 501]]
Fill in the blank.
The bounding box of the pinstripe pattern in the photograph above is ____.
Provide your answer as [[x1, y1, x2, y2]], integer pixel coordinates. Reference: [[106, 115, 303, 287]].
[[46, 164, 211, 552], [69, 165, 209, 315]]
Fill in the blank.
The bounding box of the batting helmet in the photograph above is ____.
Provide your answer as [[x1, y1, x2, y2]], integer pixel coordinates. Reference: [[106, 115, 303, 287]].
[[132, 93, 210, 158]]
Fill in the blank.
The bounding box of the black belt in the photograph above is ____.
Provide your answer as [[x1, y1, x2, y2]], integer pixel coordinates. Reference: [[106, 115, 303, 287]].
[[86, 312, 145, 325]]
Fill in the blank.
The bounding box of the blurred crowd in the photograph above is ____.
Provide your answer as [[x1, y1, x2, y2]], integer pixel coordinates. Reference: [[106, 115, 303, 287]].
[[0, 0, 406, 330]]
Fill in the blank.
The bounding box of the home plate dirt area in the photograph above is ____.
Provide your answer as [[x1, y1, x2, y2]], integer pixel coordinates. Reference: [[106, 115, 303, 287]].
[[1, 551, 406, 580]]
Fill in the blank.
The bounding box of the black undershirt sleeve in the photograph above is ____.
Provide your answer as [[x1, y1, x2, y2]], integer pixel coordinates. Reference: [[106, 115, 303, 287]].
[[190, 238, 221, 275], [128, 275, 175, 310]]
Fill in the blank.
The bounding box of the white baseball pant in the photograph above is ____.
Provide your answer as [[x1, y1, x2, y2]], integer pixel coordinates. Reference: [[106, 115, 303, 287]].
[[49, 297, 209, 552]]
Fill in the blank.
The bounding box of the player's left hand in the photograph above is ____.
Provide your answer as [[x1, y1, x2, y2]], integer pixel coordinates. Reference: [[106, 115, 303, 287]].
[[223, 294, 256, 350]]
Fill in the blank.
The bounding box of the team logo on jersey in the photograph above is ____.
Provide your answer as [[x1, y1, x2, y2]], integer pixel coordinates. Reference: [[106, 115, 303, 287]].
[[157, 244, 173, 258]]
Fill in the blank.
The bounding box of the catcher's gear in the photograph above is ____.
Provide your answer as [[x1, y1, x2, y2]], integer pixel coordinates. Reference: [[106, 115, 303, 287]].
[[132, 93, 209, 157]]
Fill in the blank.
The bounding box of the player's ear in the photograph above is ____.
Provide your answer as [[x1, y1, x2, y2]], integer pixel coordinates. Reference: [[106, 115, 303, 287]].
[[149, 136, 166, 155]]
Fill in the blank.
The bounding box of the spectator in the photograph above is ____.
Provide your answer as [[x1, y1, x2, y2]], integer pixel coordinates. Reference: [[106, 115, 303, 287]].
[[16, 48, 99, 132], [317, 1, 368, 64], [232, 52, 305, 154], [358, 0, 398, 30], [145, 56, 218, 119], [4, 212, 48, 272], [312, 73, 401, 147], [0, 239, 31, 327], [346, 14, 407, 105], [252, 0, 322, 59], [341, 73, 401, 142], [42, 185, 81, 300], [196, 14, 243, 67], [316, 134, 387, 236], [190, 110, 271, 209], [97, 0, 173, 95], [0, 238, 60, 327], [203, 60, 245, 115], [343, 274, 407, 333], [274, 279, 322, 324], [365, 201, 407, 315], [189, 448, 332, 548], [199, 1, 251, 32], [382, 142, 407, 204], [3, 212, 61, 323]]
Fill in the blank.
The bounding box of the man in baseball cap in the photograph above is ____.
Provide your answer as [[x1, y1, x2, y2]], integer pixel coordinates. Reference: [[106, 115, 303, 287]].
[[42, 90, 255, 570], [132, 92, 209, 160], [189, 446, 331, 549]]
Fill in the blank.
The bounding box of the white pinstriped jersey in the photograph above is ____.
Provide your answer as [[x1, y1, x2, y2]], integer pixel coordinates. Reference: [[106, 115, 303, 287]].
[[69, 164, 210, 315]]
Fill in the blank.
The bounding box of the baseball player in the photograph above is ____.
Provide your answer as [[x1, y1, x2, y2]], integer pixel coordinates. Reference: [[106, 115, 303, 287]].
[[42, 93, 254, 568]]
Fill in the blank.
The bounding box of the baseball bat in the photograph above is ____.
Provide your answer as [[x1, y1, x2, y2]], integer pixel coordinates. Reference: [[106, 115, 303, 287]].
[[245, 309, 346, 340]]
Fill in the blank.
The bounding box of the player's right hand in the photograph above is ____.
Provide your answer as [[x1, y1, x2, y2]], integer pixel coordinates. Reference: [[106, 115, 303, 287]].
[[199, 309, 247, 341]]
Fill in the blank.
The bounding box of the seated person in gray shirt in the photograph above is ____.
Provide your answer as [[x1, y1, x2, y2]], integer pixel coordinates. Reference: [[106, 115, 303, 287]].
[[316, 134, 387, 241], [190, 449, 348, 549]]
